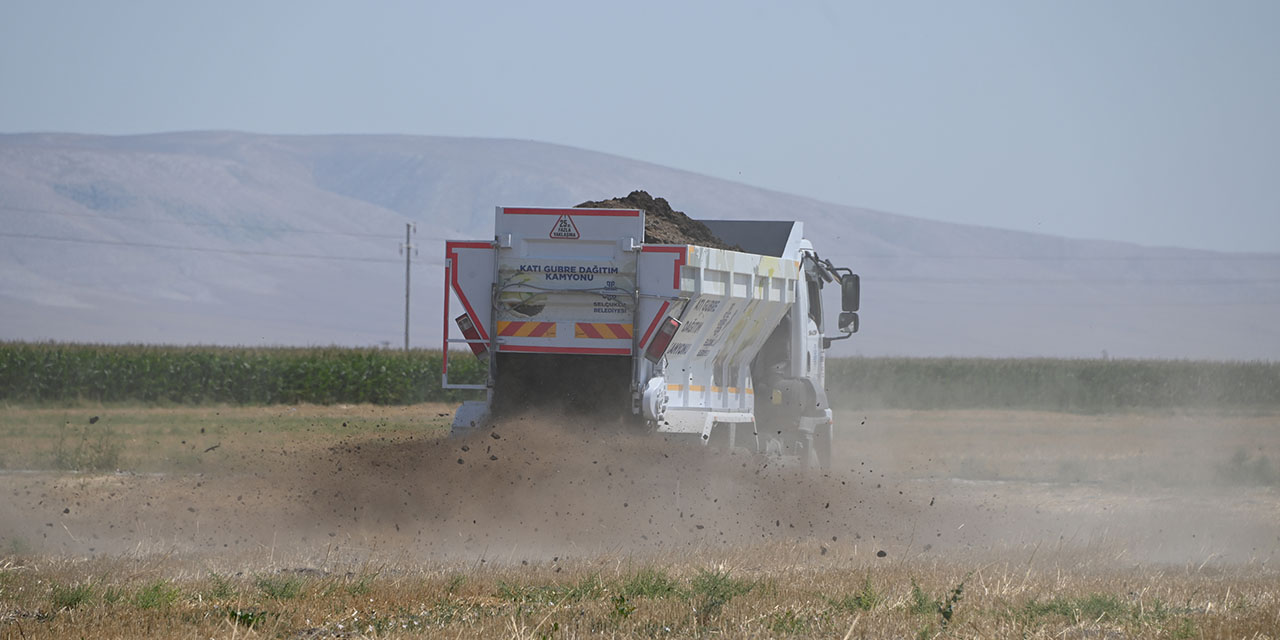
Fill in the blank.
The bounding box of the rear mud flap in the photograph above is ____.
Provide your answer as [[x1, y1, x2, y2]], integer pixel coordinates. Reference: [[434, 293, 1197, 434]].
[[451, 400, 492, 435]]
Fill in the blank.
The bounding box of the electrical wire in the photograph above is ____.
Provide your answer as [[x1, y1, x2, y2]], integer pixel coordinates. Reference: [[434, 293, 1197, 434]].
[[0, 231, 402, 264], [871, 276, 1280, 285], [1, 205, 404, 239], [832, 252, 1280, 261], [10, 206, 1277, 261]]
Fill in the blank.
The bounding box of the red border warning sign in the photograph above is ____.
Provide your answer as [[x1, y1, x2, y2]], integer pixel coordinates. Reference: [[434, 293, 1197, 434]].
[[549, 214, 580, 239]]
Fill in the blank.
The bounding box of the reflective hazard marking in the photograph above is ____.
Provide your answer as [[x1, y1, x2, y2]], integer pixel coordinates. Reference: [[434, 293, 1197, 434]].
[[497, 321, 557, 337], [549, 214, 580, 239], [574, 322, 633, 339]]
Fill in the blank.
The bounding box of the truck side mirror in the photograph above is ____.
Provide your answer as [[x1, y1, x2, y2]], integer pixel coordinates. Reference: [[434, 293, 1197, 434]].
[[841, 274, 860, 312], [838, 311, 859, 334]]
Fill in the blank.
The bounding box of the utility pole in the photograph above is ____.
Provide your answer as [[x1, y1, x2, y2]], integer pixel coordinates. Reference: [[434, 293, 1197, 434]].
[[400, 223, 416, 351]]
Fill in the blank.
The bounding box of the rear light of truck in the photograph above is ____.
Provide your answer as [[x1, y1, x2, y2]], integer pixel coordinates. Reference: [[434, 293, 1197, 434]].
[[643, 316, 681, 363], [455, 313, 488, 358]]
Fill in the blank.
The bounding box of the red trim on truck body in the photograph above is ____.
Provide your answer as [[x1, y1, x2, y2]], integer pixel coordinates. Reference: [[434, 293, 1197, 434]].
[[445, 241, 493, 344], [641, 245, 687, 289], [503, 207, 641, 217]]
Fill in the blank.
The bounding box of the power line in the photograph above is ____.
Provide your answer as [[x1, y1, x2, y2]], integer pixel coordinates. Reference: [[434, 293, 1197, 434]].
[[872, 276, 1280, 285], [0, 231, 402, 264], [2, 231, 1274, 282], [1, 205, 403, 239], [833, 253, 1280, 261], [12, 205, 1275, 261], [888, 298, 1280, 308], [4, 230, 1274, 282], [13, 206, 1277, 261]]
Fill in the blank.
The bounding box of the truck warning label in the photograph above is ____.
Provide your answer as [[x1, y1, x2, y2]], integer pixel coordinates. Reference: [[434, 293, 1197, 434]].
[[550, 214, 580, 239]]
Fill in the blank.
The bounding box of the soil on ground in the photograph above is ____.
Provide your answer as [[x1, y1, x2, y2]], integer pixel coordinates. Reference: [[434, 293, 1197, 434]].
[[2, 408, 1277, 567], [576, 190, 742, 250]]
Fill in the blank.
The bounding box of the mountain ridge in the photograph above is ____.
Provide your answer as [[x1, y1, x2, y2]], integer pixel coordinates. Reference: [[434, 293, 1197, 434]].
[[2, 131, 1276, 358]]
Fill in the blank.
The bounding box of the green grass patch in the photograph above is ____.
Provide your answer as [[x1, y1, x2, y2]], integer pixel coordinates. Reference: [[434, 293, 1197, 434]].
[[908, 577, 965, 629], [828, 575, 880, 612], [609, 593, 636, 620], [908, 579, 935, 616], [101, 585, 127, 605], [203, 573, 236, 601], [689, 567, 757, 623], [768, 608, 811, 634], [49, 581, 94, 610], [255, 574, 305, 600], [497, 574, 604, 605], [133, 579, 181, 609], [52, 420, 121, 471], [226, 607, 271, 629], [345, 571, 378, 596], [1022, 592, 1137, 625], [619, 567, 680, 599]]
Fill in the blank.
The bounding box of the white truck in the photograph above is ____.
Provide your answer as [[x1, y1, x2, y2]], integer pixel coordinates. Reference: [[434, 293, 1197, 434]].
[[442, 205, 859, 467]]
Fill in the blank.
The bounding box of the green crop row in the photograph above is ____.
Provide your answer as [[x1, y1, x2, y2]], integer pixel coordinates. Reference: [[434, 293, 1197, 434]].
[[2, 342, 1276, 410], [827, 356, 1280, 412], [0, 342, 485, 405]]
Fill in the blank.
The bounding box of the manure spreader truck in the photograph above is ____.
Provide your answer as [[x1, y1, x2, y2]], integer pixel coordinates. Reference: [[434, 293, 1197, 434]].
[[442, 205, 859, 468]]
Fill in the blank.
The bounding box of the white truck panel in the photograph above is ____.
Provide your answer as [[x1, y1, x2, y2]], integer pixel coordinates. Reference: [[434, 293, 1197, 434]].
[[635, 245, 686, 350], [492, 207, 643, 356], [442, 240, 495, 390], [655, 244, 800, 435]]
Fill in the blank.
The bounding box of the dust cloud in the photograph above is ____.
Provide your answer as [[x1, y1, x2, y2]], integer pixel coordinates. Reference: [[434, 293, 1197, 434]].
[[292, 411, 928, 557], [2, 409, 1277, 567]]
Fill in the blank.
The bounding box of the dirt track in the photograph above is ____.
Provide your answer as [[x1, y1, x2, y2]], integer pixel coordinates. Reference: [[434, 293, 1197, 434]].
[[2, 409, 1277, 567]]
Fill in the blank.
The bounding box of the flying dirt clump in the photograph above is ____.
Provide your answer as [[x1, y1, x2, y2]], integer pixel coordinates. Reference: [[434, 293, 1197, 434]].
[[576, 190, 742, 250]]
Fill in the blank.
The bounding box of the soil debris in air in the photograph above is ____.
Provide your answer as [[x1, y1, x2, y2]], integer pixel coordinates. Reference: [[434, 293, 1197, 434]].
[[576, 190, 742, 250]]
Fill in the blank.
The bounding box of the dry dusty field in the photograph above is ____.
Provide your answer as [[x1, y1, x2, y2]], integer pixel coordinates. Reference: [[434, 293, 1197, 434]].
[[0, 404, 1278, 638]]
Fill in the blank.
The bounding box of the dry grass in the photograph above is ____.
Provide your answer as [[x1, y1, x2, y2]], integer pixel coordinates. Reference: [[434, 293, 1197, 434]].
[[2, 545, 1278, 639]]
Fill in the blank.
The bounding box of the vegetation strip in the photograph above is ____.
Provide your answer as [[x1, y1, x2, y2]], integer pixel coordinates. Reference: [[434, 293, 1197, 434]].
[[2, 342, 1278, 410], [0, 555, 1272, 638]]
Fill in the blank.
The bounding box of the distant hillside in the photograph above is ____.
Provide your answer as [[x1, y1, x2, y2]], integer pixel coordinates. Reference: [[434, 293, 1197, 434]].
[[1, 132, 1277, 359]]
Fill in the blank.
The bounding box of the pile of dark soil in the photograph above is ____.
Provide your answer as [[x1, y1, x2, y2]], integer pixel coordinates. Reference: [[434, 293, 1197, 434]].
[[576, 190, 741, 250]]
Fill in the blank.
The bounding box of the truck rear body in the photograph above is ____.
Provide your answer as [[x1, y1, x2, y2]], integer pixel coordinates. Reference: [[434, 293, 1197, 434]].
[[444, 205, 846, 455]]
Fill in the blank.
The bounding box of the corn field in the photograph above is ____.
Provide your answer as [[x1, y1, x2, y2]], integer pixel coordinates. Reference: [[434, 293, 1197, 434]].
[[1, 342, 1277, 410], [827, 356, 1280, 411], [0, 342, 484, 405]]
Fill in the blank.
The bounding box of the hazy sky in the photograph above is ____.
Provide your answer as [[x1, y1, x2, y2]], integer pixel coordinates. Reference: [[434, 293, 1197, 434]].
[[3, 1, 1278, 252]]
